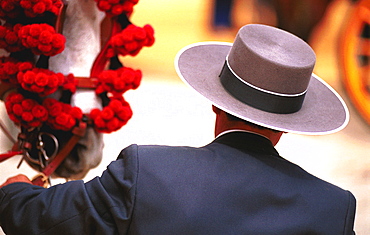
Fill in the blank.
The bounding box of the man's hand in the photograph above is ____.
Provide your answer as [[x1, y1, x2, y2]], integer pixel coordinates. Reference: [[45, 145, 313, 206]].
[[0, 174, 32, 188]]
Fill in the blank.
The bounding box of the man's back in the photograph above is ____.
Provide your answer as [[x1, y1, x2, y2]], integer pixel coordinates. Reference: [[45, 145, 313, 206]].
[[127, 132, 355, 234]]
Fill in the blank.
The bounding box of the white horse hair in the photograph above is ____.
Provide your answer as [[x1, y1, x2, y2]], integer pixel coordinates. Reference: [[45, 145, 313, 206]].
[[47, 0, 106, 179]]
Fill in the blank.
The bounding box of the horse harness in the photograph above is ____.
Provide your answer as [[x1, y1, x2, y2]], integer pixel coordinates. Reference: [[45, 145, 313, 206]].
[[0, 0, 148, 187]]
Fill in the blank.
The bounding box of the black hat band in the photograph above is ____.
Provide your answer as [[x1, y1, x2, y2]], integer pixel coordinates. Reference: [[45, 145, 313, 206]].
[[219, 61, 306, 114]]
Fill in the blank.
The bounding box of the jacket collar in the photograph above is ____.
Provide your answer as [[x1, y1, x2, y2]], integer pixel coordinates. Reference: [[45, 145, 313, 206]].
[[213, 131, 280, 157]]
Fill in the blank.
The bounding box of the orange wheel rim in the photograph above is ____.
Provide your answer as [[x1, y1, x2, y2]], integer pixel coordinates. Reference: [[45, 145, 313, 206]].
[[340, 0, 370, 125]]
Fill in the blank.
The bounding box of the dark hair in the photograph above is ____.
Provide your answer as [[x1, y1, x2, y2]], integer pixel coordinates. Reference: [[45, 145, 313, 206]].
[[225, 112, 280, 133]]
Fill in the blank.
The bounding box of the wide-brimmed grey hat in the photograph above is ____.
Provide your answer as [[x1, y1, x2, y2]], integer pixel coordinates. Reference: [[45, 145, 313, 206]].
[[175, 24, 349, 135]]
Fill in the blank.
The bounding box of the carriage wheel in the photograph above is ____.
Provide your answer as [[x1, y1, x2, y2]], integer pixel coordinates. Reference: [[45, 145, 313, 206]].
[[340, 0, 370, 126]]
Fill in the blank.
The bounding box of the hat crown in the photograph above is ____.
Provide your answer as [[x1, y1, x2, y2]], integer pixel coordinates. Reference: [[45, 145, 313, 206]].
[[228, 24, 316, 95]]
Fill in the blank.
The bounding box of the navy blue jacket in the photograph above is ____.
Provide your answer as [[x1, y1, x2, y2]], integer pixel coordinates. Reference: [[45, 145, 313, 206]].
[[0, 132, 356, 234]]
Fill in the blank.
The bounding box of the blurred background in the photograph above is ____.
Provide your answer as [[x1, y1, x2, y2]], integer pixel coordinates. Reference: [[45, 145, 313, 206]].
[[1, 0, 369, 233]]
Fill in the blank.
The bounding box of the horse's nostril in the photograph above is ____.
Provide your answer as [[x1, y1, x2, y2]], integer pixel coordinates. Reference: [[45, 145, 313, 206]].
[[76, 143, 87, 150]]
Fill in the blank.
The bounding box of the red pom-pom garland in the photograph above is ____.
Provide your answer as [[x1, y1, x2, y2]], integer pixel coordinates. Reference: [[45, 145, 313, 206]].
[[95, 0, 139, 17], [17, 68, 65, 96], [0, 57, 33, 84], [0, 23, 24, 52], [0, 0, 63, 19], [0, 23, 66, 55], [18, 23, 66, 56], [90, 97, 133, 133], [95, 67, 142, 97], [20, 0, 63, 18], [106, 24, 155, 58], [5, 92, 49, 129], [43, 98, 83, 131], [1, 0, 155, 134]]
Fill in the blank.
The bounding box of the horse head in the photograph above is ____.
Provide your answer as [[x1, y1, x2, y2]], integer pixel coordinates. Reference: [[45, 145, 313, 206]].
[[0, 0, 154, 183]]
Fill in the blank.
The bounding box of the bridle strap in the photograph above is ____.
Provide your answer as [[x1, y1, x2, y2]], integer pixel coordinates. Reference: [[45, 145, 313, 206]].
[[0, 151, 23, 163], [90, 18, 122, 78], [75, 76, 97, 89], [32, 121, 87, 187]]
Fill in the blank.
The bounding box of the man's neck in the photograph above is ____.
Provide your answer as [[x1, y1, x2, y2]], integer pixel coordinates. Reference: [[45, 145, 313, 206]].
[[216, 129, 272, 141], [213, 109, 283, 146]]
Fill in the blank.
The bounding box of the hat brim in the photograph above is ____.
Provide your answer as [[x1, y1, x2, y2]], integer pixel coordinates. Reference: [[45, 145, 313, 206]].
[[175, 42, 349, 135]]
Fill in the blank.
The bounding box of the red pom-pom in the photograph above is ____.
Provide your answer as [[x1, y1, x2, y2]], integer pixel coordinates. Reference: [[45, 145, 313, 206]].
[[21, 99, 33, 111], [106, 24, 155, 58], [117, 105, 132, 121], [95, 67, 142, 97], [7, 92, 23, 103], [21, 111, 33, 122], [94, 116, 106, 129], [55, 113, 75, 130], [89, 109, 100, 120], [61, 74, 77, 93], [20, 0, 32, 9], [17, 68, 64, 96], [70, 107, 83, 120], [12, 103, 23, 116], [95, 0, 138, 16], [5, 92, 48, 128], [33, 2, 47, 14], [35, 73, 49, 86], [32, 105, 48, 121], [0, 24, 24, 52], [106, 117, 120, 132], [100, 107, 114, 120], [0, 0, 22, 19], [0, 57, 33, 84], [43, 98, 83, 131], [43, 98, 61, 116], [90, 97, 132, 133], [18, 0, 63, 18], [18, 23, 66, 56]]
